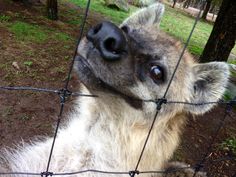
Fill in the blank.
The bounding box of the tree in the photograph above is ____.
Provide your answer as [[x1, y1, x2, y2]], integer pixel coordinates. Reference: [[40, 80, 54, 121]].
[[46, 0, 58, 20], [183, 0, 193, 8], [201, 0, 211, 20], [200, 0, 236, 62], [172, 0, 177, 8], [12, 0, 30, 6]]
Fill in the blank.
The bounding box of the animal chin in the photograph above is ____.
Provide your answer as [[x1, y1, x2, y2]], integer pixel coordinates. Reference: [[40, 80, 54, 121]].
[[75, 55, 101, 87], [75, 54, 113, 89]]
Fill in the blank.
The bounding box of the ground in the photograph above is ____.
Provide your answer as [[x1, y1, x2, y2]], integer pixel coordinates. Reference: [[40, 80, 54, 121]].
[[0, 0, 235, 176]]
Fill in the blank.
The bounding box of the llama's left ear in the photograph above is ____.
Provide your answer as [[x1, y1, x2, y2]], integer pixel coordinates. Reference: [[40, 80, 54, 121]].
[[120, 3, 164, 28], [185, 62, 229, 115]]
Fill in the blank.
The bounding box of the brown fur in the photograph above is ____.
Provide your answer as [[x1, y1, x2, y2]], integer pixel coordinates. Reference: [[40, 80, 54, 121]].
[[0, 3, 229, 177]]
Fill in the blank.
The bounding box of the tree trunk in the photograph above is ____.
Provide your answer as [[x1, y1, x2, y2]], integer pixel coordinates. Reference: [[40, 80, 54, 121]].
[[202, 0, 211, 20], [46, 0, 58, 20], [12, 0, 30, 6], [172, 0, 177, 8], [209, 4, 215, 13], [183, 0, 192, 8], [192, 0, 198, 8], [188, 0, 193, 8], [200, 0, 236, 63]]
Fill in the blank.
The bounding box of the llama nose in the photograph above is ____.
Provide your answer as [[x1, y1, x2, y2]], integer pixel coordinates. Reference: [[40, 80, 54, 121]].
[[86, 21, 128, 61]]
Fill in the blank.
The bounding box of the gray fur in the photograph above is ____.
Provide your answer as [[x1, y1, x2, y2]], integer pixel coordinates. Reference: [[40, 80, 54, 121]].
[[0, 3, 229, 177], [121, 3, 164, 28]]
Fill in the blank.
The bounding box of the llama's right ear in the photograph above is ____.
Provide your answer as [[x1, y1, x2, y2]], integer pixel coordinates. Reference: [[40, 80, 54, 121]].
[[185, 62, 229, 115], [120, 3, 164, 28]]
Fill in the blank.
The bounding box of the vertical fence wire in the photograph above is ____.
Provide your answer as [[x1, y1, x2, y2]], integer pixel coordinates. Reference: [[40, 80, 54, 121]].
[[163, 0, 205, 99], [43, 1, 91, 176], [130, 1, 206, 176], [0, 0, 235, 176], [192, 103, 233, 177]]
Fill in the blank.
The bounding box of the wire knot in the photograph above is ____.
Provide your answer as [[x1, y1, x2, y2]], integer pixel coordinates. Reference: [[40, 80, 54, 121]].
[[129, 170, 139, 177], [58, 88, 72, 104], [194, 163, 204, 172], [41, 171, 53, 177], [229, 96, 236, 106], [226, 96, 236, 113], [155, 98, 167, 110]]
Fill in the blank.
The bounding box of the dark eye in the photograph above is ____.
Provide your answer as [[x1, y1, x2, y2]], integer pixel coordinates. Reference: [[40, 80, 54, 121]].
[[149, 65, 164, 82]]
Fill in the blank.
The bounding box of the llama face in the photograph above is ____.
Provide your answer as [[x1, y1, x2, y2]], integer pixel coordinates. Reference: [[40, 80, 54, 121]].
[[75, 3, 229, 116]]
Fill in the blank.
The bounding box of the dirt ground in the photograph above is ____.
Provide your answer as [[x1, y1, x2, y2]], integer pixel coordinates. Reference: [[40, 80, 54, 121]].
[[0, 1, 235, 176]]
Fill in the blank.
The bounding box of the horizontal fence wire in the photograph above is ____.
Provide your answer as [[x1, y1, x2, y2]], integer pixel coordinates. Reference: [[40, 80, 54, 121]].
[[0, 86, 98, 97], [0, 85, 235, 106], [0, 0, 235, 176], [0, 156, 235, 176]]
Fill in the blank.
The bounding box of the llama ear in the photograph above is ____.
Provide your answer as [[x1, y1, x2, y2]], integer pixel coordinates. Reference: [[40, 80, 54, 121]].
[[120, 3, 164, 28], [185, 62, 229, 115]]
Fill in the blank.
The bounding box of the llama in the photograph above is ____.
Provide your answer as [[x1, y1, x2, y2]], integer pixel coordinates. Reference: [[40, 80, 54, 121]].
[[0, 3, 229, 177]]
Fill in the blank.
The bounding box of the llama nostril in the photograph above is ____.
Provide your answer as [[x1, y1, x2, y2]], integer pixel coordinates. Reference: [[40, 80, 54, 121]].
[[86, 21, 128, 61], [86, 23, 103, 42], [104, 38, 118, 54], [93, 23, 102, 35]]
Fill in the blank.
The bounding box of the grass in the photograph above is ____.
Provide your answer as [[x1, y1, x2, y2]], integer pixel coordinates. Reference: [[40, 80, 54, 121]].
[[18, 114, 32, 121], [54, 32, 71, 41], [65, 0, 137, 24], [8, 21, 72, 43], [9, 21, 48, 43], [53, 66, 66, 74], [64, 10, 83, 25], [160, 5, 213, 56], [220, 137, 236, 156], [1, 106, 14, 118], [2, 17, 73, 82], [0, 14, 11, 22], [67, 0, 236, 56], [23, 61, 33, 67]]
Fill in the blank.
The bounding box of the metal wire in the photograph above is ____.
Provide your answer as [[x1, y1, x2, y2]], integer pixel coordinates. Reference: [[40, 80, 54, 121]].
[[192, 104, 231, 177], [0, 86, 60, 94], [0, 97, 235, 176], [130, 1, 207, 177], [44, 0, 91, 176], [0, 86, 98, 97], [132, 108, 160, 175], [0, 0, 235, 176], [0, 172, 40, 176], [163, 0, 205, 99]]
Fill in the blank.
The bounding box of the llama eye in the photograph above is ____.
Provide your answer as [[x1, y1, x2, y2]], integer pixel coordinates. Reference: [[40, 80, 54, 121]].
[[149, 65, 164, 82]]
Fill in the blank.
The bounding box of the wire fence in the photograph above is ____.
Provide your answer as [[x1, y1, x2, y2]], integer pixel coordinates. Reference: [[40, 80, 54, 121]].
[[0, 0, 235, 177]]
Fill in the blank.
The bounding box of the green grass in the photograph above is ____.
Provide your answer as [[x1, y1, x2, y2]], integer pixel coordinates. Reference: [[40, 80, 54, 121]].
[[67, 18, 82, 25], [66, 0, 236, 56], [220, 137, 236, 156], [66, 0, 137, 24], [160, 5, 213, 56], [63, 9, 83, 25], [9, 21, 48, 43], [0, 14, 11, 22], [8, 21, 72, 43], [54, 32, 71, 41], [23, 61, 33, 67]]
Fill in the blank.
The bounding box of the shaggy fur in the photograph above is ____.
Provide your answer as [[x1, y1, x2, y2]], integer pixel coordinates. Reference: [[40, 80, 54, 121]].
[[132, 0, 160, 7], [0, 3, 229, 177]]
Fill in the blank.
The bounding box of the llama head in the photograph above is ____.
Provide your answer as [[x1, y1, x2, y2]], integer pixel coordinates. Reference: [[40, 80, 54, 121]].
[[75, 3, 229, 118]]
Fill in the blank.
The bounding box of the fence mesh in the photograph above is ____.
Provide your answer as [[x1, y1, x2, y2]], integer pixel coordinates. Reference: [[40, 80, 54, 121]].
[[0, 0, 235, 177]]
